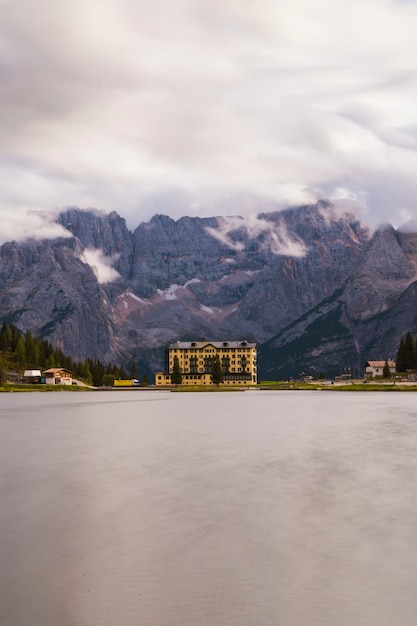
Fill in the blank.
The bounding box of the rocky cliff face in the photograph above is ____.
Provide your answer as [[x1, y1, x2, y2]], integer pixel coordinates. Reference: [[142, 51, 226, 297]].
[[115, 201, 368, 359], [0, 237, 115, 361], [57, 207, 133, 294], [259, 223, 417, 379], [3, 200, 416, 378]]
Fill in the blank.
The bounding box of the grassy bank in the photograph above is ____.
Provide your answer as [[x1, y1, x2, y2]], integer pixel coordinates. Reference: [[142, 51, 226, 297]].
[[259, 381, 417, 391], [4, 381, 417, 393], [169, 385, 244, 392], [321, 383, 417, 391], [0, 384, 93, 392]]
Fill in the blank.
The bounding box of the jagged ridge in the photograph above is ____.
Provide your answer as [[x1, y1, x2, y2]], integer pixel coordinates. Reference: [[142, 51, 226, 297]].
[[3, 200, 417, 378]]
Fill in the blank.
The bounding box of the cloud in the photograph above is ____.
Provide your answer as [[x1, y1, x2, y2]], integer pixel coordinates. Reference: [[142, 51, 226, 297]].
[[206, 214, 307, 256], [1, 0, 417, 231], [80, 248, 121, 284], [0, 207, 71, 245]]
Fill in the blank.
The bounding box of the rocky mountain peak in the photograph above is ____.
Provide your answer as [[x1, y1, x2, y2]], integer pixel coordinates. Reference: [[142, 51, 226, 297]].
[[2, 200, 416, 379]]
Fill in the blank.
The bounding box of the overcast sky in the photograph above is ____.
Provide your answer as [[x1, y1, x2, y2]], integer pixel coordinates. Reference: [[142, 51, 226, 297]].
[[2, 0, 417, 240]]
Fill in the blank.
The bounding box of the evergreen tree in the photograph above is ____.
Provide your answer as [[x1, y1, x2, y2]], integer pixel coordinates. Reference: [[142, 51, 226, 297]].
[[102, 373, 115, 387], [383, 360, 391, 378], [95, 360, 105, 387], [120, 366, 129, 379], [47, 353, 56, 369], [54, 348, 65, 367], [404, 331, 416, 370], [211, 355, 224, 385], [130, 362, 138, 379], [142, 373, 149, 387], [171, 355, 182, 385], [24, 330, 34, 360], [79, 360, 92, 385], [38, 341, 47, 368], [86, 359, 105, 387], [61, 353, 73, 371], [112, 365, 121, 379], [0, 355, 5, 385], [29, 341, 40, 368], [15, 336, 26, 368], [0, 323, 10, 351], [9, 324, 19, 352]]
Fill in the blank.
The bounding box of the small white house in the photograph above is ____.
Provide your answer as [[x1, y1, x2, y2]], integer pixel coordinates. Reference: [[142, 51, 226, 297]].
[[365, 360, 396, 378], [23, 369, 42, 383], [42, 368, 73, 385]]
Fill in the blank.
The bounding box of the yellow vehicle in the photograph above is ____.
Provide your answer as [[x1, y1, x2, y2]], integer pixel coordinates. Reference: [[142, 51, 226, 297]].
[[113, 379, 139, 387]]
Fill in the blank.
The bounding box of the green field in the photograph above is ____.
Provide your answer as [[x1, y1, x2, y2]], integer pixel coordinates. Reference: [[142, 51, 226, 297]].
[[258, 380, 417, 391], [0, 383, 92, 392]]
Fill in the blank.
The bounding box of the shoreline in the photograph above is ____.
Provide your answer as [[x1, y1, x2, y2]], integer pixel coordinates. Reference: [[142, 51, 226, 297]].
[[3, 381, 417, 392]]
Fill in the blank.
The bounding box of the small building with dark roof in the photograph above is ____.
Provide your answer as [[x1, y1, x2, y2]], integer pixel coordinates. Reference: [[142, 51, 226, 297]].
[[23, 369, 42, 384]]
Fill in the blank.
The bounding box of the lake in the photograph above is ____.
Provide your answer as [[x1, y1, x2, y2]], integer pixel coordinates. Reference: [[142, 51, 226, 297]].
[[1, 390, 417, 626]]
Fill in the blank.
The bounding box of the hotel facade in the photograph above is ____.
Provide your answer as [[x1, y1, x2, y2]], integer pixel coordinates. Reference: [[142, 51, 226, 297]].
[[155, 340, 257, 386]]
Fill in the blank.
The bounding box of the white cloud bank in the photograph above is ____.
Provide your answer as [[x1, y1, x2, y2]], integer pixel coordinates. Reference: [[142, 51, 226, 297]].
[[81, 248, 121, 284], [206, 215, 307, 256], [0, 209, 71, 245], [1, 0, 417, 234]]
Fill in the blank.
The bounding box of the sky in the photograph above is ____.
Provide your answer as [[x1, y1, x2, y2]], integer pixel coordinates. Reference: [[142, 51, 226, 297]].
[[2, 0, 417, 242]]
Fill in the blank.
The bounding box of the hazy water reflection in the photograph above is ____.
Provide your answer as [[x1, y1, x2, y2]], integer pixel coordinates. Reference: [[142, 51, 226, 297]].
[[1, 390, 417, 626]]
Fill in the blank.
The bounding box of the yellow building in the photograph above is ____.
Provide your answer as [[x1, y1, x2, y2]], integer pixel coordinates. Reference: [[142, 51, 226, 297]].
[[155, 340, 257, 386]]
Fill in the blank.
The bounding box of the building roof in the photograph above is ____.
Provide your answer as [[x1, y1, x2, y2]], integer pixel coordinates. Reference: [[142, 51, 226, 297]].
[[365, 360, 395, 367], [168, 340, 256, 349], [43, 368, 73, 374], [23, 369, 41, 377]]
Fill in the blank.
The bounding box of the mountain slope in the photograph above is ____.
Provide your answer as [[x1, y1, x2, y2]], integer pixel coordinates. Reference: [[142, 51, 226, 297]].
[[6, 199, 417, 379], [113, 201, 369, 357], [259, 224, 417, 379], [0, 237, 115, 361]]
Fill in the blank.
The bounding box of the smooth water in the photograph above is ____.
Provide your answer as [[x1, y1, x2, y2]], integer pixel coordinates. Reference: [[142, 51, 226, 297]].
[[1, 390, 417, 626]]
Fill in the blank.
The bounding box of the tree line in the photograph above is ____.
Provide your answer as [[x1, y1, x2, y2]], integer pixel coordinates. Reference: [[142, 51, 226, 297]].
[[396, 331, 417, 372], [0, 322, 147, 387]]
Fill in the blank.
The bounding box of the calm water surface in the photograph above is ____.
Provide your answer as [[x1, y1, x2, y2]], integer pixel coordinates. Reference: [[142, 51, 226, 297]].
[[1, 390, 417, 626]]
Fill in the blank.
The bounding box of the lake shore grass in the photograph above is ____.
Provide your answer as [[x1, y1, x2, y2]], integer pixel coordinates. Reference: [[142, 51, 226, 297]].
[[3, 381, 417, 392], [0, 383, 92, 392], [169, 385, 244, 392], [259, 381, 417, 391]]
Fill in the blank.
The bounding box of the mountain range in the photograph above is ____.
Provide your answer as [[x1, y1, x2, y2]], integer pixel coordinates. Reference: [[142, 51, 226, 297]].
[[1, 200, 415, 379]]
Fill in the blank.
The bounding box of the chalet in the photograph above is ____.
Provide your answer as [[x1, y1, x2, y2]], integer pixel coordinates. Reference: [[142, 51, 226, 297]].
[[365, 360, 396, 378], [155, 340, 257, 386], [42, 368, 73, 385]]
